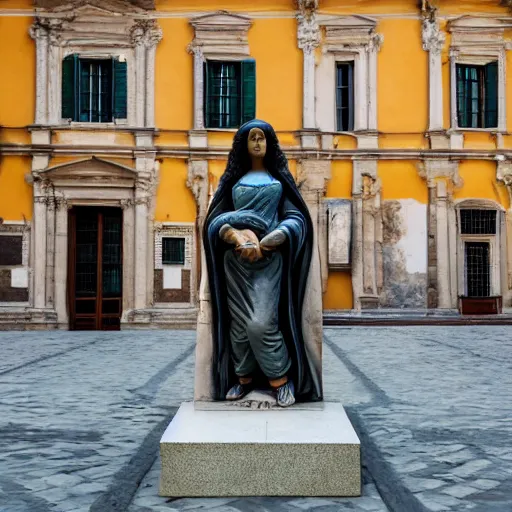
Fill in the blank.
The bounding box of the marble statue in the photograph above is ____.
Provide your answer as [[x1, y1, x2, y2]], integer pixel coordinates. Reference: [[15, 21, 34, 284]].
[[203, 120, 323, 407]]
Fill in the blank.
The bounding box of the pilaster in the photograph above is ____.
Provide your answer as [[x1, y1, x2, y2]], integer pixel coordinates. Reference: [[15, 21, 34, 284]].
[[497, 161, 512, 297], [422, 8, 446, 135], [297, 0, 320, 131], [418, 160, 461, 309], [29, 20, 49, 125], [351, 159, 381, 310], [54, 197, 69, 326]]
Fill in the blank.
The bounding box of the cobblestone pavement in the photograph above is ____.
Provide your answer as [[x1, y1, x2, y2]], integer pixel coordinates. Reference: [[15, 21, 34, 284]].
[[0, 327, 511, 512]]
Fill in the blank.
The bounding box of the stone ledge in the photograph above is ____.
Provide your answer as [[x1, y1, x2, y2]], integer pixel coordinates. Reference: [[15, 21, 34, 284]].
[[0, 308, 59, 331], [160, 401, 361, 497]]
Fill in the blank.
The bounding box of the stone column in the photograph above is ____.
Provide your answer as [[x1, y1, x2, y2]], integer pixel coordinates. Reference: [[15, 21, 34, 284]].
[[188, 45, 205, 131], [48, 38, 61, 125], [33, 191, 47, 309], [497, 162, 512, 303], [45, 199, 55, 307], [144, 21, 163, 128], [435, 180, 452, 308], [367, 35, 383, 132], [297, 1, 320, 130], [29, 20, 48, 125], [134, 187, 149, 310], [420, 160, 460, 310], [352, 160, 381, 309], [354, 49, 368, 132], [121, 199, 136, 313], [422, 14, 445, 132], [187, 159, 209, 304], [54, 198, 69, 326], [131, 22, 147, 127]]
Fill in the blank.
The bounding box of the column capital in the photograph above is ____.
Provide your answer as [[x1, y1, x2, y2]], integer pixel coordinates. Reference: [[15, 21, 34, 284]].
[[297, 10, 320, 53], [422, 16, 445, 55], [130, 19, 162, 48], [417, 160, 461, 190]]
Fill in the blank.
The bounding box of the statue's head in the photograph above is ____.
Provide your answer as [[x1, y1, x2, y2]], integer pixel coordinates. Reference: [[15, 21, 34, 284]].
[[226, 120, 281, 176]]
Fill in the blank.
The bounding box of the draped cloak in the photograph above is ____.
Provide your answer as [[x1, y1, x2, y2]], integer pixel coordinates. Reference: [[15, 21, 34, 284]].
[[203, 162, 322, 402]]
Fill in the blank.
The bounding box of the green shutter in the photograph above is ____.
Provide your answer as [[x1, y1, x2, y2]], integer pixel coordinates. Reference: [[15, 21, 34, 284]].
[[240, 59, 256, 124], [485, 61, 498, 128], [61, 54, 78, 121], [112, 58, 127, 120], [79, 60, 90, 122]]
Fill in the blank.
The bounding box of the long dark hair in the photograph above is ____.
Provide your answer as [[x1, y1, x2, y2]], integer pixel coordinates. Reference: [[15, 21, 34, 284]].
[[213, 119, 298, 208]]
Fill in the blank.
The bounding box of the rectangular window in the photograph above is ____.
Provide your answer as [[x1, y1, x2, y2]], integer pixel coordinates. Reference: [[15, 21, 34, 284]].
[[460, 209, 497, 235], [62, 55, 127, 122], [0, 236, 23, 266], [162, 238, 185, 265], [465, 241, 491, 297], [456, 62, 498, 129], [204, 59, 256, 129], [336, 61, 354, 132]]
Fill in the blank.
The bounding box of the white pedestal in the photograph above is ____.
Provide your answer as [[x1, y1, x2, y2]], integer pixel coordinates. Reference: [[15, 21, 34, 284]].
[[159, 401, 361, 497]]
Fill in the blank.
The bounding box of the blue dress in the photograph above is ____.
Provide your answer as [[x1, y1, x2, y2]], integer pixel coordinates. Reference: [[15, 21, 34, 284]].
[[209, 170, 306, 380]]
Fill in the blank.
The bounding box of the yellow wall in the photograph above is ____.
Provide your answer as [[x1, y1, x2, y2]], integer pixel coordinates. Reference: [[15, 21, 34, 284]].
[[155, 159, 196, 222], [378, 161, 428, 203], [324, 272, 353, 310], [249, 19, 302, 131], [0, 157, 33, 221], [378, 19, 428, 135], [326, 161, 352, 199], [454, 161, 510, 209], [0, 16, 34, 127]]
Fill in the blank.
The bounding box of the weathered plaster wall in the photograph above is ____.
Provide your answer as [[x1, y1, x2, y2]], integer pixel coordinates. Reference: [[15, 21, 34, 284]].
[[0, 157, 33, 221], [380, 199, 428, 308]]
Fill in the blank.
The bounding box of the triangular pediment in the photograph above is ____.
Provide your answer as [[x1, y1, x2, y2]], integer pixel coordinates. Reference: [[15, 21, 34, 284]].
[[319, 14, 377, 30], [36, 0, 151, 15], [449, 15, 507, 32], [41, 157, 137, 184], [190, 11, 252, 30]]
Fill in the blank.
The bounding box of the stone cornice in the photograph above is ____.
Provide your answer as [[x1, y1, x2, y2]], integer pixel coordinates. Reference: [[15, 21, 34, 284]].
[[3, 143, 512, 162]]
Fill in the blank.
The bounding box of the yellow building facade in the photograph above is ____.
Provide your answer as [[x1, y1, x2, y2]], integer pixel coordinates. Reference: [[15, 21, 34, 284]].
[[1, 0, 512, 329]]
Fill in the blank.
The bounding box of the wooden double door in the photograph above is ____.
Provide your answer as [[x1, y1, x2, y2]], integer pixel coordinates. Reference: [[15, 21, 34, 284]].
[[68, 207, 123, 330]]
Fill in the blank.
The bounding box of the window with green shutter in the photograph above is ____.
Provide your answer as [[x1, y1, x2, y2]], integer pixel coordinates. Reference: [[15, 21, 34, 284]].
[[204, 59, 256, 129], [61, 55, 127, 123], [456, 62, 498, 129]]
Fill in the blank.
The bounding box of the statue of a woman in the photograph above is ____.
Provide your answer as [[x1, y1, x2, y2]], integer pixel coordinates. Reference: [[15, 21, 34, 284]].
[[203, 120, 322, 407]]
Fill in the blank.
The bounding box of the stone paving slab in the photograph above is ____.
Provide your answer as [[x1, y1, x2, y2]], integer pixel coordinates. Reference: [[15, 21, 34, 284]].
[[1, 326, 511, 511]]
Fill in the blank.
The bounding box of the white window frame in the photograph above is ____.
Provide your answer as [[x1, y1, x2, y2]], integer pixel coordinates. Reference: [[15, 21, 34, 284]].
[[29, 1, 162, 128], [456, 203, 504, 298], [449, 51, 506, 132], [60, 49, 134, 127], [188, 12, 252, 132], [316, 15, 382, 135], [448, 16, 507, 133]]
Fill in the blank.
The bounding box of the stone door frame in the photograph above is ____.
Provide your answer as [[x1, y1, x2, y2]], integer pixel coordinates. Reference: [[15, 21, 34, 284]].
[[31, 157, 151, 328]]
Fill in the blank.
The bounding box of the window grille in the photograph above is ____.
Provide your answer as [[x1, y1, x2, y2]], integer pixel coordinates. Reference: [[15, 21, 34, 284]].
[[336, 62, 354, 132], [460, 209, 497, 235], [162, 238, 185, 265], [465, 242, 491, 297]]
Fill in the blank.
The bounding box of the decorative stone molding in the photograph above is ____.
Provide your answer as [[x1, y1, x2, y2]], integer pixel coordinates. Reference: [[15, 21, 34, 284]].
[[29, 0, 162, 127], [448, 16, 507, 134], [297, 159, 331, 293], [350, 158, 382, 310], [297, 3, 320, 131], [497, 161, 512, 205], [315, 16, 383, 145], [188, 11, 252, 133], [28, 156, 156, 325], [422, 7, 446, 134], [417, 160, 461, 309], [154, 223, 194, 271]]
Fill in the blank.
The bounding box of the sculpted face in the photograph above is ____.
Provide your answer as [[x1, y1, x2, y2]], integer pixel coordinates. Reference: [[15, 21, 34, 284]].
[[247, 127, 267, 159]]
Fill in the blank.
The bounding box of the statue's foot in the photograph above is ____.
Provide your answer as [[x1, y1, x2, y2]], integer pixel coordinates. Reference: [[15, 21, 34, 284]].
[[226, 382, 252, 401], [276, 381, 295, 407]]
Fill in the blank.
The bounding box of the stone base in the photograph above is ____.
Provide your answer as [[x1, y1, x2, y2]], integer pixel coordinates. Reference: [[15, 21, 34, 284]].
[[159, 401, 361, 497], [0, 308, 59, 330], [121, 307, 197, 329]]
